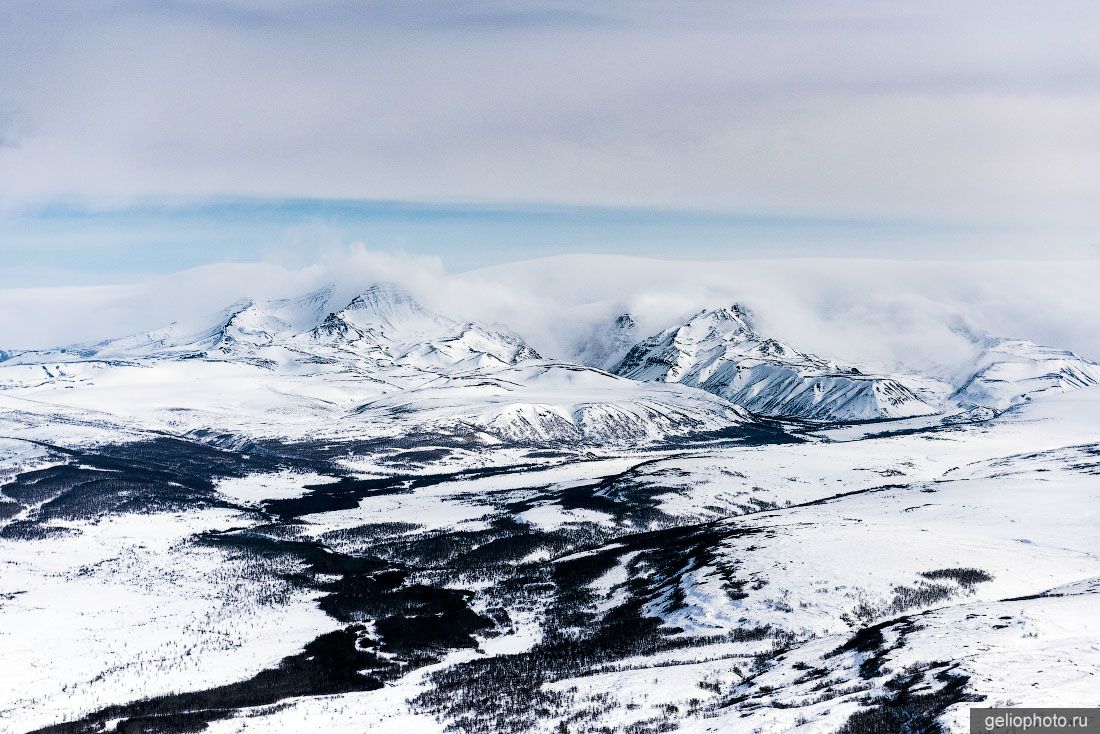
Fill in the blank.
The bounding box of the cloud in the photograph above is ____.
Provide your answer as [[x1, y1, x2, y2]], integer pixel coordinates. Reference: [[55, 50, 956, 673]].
[[1, 1, 1099, 232], [451, 254, 1100, 374], [0, 245, 445, 349], [3, 248, 1098, 382]]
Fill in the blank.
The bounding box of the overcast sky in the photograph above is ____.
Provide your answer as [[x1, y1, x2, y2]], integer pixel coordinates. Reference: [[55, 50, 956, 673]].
[[2, 1, 1099, 281]]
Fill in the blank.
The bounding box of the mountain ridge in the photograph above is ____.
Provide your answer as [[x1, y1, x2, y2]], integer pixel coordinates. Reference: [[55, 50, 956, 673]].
[[611, 305, 938, 422], [5, 285, 1100, 439], [952, 335, 1100, 410], [0, 284, 763, 447]]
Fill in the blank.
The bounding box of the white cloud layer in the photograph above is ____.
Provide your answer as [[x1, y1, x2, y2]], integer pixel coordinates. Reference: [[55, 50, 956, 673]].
[[3, 247, 1098, 380], [1, 1, 1099, 231]]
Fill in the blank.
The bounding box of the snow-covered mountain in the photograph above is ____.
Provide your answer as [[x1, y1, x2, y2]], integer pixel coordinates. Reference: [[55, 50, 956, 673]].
[[309, 284, 537, 365], [0, 285, 762, 447], [4, 284, 539, 376], [0, 298, 253, 364], [10, 285, 1100, 444], [953, 336, 1100, 410], [613, 305, 938, 422]]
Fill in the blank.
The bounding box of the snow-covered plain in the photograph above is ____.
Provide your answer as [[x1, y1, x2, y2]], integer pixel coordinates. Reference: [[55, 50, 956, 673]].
[[0, 509, 332, 733]]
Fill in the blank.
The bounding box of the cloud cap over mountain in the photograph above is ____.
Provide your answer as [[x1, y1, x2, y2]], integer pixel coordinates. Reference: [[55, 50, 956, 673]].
[[4, 249, 1099, 383]]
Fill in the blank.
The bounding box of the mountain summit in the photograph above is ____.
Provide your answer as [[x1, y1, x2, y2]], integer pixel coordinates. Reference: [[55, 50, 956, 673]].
[[307, 284, 540, 370], [613, 305, 937, 421]]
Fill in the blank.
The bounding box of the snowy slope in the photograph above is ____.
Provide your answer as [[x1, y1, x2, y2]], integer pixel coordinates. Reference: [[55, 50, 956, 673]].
[[0, 300, 251, 364], [357, 361, 754, 445], [613, 305, 938, 421], [953, 336, 1100, 410]]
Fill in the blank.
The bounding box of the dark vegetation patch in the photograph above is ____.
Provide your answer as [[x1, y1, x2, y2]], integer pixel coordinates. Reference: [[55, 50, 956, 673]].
[[318, 521, 422, 550], [835, 662, 983, 734], [0, 437, 293, 537], [92, 437, 293, 480], [522, 449, 578, 459], [336, 515, 601, 573], [657, 420, 803, 449], [735, 617, 985, 733], [920, 568, 994, 588], [381, 447, 454, 465], [502, 456, 694, 530], [199, 529, 492, 644], [0, 499, 23, 520], [884, 584, 955, 615], [1, 521, 80, 540], [826, 616, 922, 680], [263, 462, 562, 519], [413, 521, 768, 732], [1070, 443, 1100, 475], [847, 575, 974, 626], [252, 430, 492, 464]]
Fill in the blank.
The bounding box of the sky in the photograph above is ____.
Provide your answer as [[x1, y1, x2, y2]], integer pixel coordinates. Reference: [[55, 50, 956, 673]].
[[2, 1, 1100, 284]]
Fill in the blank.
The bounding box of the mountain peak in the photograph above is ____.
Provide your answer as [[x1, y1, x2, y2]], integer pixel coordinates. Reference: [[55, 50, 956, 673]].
[[350, 281, 412, 302], [302, 283, 542, 370], [613, 313, 636, 330], [614, 304, 936, 421], [340, 282, 438, 327], [686, 304, 755, 339]]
